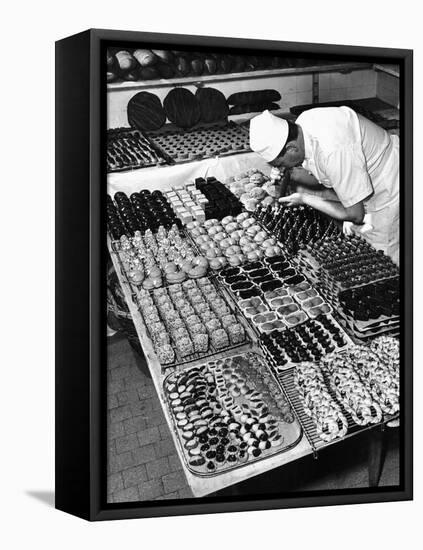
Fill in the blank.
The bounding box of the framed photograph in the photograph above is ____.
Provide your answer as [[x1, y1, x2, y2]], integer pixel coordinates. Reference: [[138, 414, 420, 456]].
[[55, 28, 413, 521]]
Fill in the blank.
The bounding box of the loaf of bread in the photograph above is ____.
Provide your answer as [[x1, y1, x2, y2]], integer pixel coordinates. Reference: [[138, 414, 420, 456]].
[[227, 89, 281, 106]]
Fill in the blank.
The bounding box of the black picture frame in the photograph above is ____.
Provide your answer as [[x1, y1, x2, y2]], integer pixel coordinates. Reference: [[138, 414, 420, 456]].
[[55, 28, 413, 521]]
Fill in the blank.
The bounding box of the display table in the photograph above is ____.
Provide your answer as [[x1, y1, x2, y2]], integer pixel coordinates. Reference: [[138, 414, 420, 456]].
[[108, 234, 394, 496]]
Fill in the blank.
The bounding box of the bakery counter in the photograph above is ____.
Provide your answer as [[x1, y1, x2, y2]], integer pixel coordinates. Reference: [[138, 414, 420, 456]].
[[107, 150, 270, 195]]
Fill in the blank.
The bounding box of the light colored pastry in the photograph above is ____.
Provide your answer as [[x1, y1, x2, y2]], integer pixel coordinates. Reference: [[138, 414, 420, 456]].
[[247, 251, 259, 261], [254, 231, 268, 243], [214, 231, 227, 242], [209, 258, 223, 270], [221, 215, 234, 226], [205, 247, 220, 259], [228, 255, 242, 266], [241, 218, 255, 229], [236, 212, 250, 223], [262, 237, 276, 248], [166, 270, 186, 283], [225, 222, 239, 234], [142, 277, 155, 289], [164, 262, 178, 274], [219, 238, 231, 249], [192, 256, 208, 269], [188, 265, 207, 278]]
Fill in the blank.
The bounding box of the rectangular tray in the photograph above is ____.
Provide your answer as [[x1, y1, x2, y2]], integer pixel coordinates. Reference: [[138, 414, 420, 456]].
[[107, 127, 172, 172], [137, 276, 254, 370], [276, 366, 398, 454], [163, 350, 302, 477], [260, 314, 354, 372], [146, 121, 250, 165]]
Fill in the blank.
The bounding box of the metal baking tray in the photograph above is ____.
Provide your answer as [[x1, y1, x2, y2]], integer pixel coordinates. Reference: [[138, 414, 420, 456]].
[[107, 127, 172, 172], [163, 350, 302, 477], [260, 313, 355, 373], [137, 276, 255, 370], [146, 121, 251, 165]]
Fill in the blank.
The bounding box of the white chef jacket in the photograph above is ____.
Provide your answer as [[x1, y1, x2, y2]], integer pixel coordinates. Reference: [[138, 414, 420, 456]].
[[296, 106, 399, 263]]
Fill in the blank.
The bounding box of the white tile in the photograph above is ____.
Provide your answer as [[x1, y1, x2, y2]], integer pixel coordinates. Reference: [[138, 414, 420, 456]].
[[377, 71, 396, 90], [296, 75, 312, 92], [280, 92, 298, 109], [319, 88, 332, 102], [346, 86, 369, 100], [363, 84, 377, 97], [350, 69, 375, 88], [378, 87, 399, 107], [330, 72, 351, 89], [279, 76, 297, 94], [296, 91, 312, 105], [319, 73, 331, 91], [328, 88, 349, 101]]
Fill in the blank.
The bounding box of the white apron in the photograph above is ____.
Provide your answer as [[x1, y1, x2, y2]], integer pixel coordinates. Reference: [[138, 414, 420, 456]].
[[347, 134, 399, 265], [297, 108, 400, 266]]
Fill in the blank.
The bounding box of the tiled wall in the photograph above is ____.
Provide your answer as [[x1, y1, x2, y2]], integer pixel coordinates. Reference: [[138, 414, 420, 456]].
[[318, 69, 377, 102], [107, 69, 377, 128], [376, 71, 400, 108]]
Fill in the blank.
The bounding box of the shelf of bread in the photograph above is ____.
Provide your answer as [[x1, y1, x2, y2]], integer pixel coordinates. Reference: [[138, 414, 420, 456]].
[[107, 62, 373, 91]]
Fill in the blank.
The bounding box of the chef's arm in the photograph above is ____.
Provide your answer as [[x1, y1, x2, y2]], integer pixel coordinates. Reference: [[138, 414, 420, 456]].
[[288, 167, 341, 200], [302, 195, 365, 224], [289, 167, 322, 190], [296, 185, 340, 201]]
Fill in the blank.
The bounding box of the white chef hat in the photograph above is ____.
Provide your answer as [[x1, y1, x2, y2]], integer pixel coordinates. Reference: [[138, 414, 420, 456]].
[[249, 110, 289, 162]]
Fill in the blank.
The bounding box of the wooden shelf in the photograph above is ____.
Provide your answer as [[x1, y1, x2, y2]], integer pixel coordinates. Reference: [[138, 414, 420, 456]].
[[107, 62, 373, 92]]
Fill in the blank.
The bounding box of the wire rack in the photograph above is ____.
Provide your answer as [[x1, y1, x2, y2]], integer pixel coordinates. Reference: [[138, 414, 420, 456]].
[[276, 366, 397, 458]]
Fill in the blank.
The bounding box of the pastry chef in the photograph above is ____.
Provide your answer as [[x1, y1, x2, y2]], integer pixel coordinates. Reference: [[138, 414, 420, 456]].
[[249, 108, 399, 265]]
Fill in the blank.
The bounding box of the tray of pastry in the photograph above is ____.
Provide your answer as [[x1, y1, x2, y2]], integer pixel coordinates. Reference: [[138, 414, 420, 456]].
[[336, 315, 400, 342], [107, 127, 171, 172], [110, 226, 209, 291], [163, 351, 302, 476], [259, 314, 354, 372], [276, 339, 399, 452], [146, 121, 250, 164], [137, 276, 254, 369]]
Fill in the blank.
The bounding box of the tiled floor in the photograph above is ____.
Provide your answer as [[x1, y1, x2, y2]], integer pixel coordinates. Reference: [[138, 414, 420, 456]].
[[107, 336, 193, 502], [107, 335, 400, 503]]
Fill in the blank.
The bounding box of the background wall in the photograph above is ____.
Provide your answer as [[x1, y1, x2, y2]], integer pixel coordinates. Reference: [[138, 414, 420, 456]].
[[1, 1, 421, 549], [377, 71, 400, 107], [319, 68, 377, 101]]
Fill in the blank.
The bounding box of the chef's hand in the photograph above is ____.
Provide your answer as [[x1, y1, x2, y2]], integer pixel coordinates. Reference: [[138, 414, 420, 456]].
[[278, 193, 304, 206], [343, 214, 374, 236], [343, 221, 354, 236]]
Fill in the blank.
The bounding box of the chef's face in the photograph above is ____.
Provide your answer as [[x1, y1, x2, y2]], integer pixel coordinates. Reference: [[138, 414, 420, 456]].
[[270, 141, 305, 169]]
